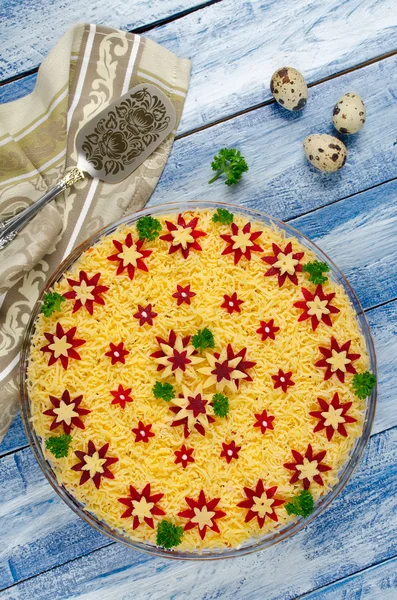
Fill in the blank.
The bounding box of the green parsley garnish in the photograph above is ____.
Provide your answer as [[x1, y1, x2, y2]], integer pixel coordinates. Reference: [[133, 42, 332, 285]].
[[212, 208, 234, 226], [302, 260, 330, 285], [192, 327, 215, 352], [212, 393, 229, 417], [153, 381, 175, 402], [41, 292, 66, 317], [156, 520, 184, 549], [45, 434, 72, 459], [352, 371, 376, 399], [285, 490, 314, 518], [136, 215, 162, 241], [209, 148, 248, 186]]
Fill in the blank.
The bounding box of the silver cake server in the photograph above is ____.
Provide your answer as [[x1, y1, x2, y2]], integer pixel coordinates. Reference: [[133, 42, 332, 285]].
[[0, 83, 176, 250]]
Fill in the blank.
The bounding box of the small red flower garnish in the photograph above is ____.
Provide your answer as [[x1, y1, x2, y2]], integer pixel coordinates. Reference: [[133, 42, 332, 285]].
[[110, 384, 133, 409], [172, 284, 196, 306], [272, 369, 295, 393], [174, 444, 195, 468], [118, 483, 165, 530], [71, 441, 118, 489], [253, 409, 275, 435], [131, 421, 155, 443], [170, 384, 215, 438], [310, 393, 357, 441], [220, 222, 263, 265], [151, 330, 203, 384], [178, 490, 226, 540], [220, 440, 241, 464], [63, 271, 109, 315], [107, 233, 152, 280], [315, 337, 361, 383], [221, 292, 244, 314], [105, 341, 129, 365], [294, 285, 340, 331], [40, 323, 86, 369], [262, 242, 304, 287], [43, 390, 90, 434], [284, 444, 332, 489], [237, 480, 285, 528], [133, 303, 158, 326], [256, 319, 279, 341], [160, 214, 206, 259], [198, 344, 256, 393]]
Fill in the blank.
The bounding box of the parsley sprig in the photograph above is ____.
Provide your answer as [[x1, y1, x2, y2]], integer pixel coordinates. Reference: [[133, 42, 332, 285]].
[[302, 260, 330, 285], [153, 381, 175, 402], [285, 490, 314, 518], [41, 292, 65, 317], [136, 216, 162, 241], [192, 327, 215, 352], [212, 208, 234, 226], [45, 434, 72, 458], [209, 148, 248, 186], [212, 393, 229, 417], [156, 520, 184, 549], [352, 372, 376, 399]]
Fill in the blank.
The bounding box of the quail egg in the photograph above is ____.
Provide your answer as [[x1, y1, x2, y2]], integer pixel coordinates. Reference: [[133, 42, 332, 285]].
[[332, 92, 366, 134], [303, 134, 347, 172], [270, 67, 308, 111]]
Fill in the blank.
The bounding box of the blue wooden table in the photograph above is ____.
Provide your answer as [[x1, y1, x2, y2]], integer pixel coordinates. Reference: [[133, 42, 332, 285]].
[[1, 1, 397, 598]]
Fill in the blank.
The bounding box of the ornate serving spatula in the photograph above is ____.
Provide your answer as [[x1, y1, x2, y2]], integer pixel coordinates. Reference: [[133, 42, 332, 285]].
[[0, 83, 176, 250]]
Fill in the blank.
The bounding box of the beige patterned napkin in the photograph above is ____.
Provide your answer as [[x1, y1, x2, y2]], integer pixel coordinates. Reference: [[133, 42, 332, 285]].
[[0, 24, 191, 441]]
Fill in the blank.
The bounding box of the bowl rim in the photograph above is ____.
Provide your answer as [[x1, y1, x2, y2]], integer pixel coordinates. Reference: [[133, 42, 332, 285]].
[[19, 199, 377, 560]]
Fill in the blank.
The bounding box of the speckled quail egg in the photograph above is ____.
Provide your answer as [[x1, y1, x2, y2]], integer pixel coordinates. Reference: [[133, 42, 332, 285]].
[[270, 67, 308, 111], [303, 134, 347, 172], [332, 92, 366, 134]]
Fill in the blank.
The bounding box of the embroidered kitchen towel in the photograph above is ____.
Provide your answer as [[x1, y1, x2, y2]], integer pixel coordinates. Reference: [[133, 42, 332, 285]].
[[0, 23, 191, 441]]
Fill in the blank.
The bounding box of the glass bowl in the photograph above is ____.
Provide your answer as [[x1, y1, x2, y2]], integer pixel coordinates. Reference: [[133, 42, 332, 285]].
[[19, 200, 377, 560]]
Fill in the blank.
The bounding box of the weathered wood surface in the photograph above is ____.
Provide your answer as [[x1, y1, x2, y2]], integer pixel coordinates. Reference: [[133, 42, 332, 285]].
[[2, 428, 396, 599]]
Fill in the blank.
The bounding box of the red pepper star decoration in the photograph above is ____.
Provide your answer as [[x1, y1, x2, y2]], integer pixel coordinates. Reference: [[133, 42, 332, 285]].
[[237, 480, 285, 528], [40, 323, 86, 369], [220, 440, 241, 464], [174, 444, 195, 469], [160, 214, 206, 259], [172, 284, 196, 306], [315, 337, 361, 383], [272, 369, 295, 393], [43, 390, 90, 434], [293, 285, 340, 331], [118, 483, 165, 530], [133, 303, 158, 326], [151, 330, 203, 384], [131, 421, 155, 443], [253, 409, 275, 435], [198, 344, 256, 392], [63, 270, 109, 315], [262, 242, 304, 287], [107, 233, 152, 280], [220, 222, 263, 265], [170, 384, 215, 438], [178, 490, 226, 540], [105, 341, 129, 365], [110, 384, 134, 409], [256, 319, 280, 341], [284, 444, 332, 489], [71, 441, 118, 489], [221, 292, 244, 314], [310, 393, 357, 441]]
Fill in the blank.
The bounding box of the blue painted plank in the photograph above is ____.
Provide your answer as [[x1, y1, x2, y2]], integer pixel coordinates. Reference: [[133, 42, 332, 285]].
[[0, 414, 27, 458], [1, 298, 395, 588], [300, 556, 397, 599], [2, 426, 396, 599]]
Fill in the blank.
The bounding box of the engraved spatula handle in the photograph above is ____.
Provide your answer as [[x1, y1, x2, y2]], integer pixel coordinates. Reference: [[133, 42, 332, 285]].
[[0, 168, 85, 251]]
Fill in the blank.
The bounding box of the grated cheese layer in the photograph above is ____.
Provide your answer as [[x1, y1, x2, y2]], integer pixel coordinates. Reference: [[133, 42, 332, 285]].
[[27, 209, 370, 552]]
